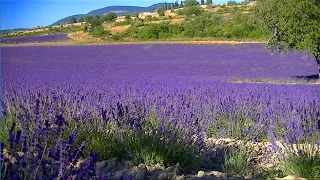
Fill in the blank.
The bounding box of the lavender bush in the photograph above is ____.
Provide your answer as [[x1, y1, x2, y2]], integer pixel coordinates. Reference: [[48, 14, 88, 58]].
[[1, 34, 70, 44], [1, 118, 98, 179]]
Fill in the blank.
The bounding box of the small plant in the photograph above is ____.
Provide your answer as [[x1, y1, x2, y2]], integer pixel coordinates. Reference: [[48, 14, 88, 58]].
[[282, 150, 320, 179], [222, 146, 251, 176]]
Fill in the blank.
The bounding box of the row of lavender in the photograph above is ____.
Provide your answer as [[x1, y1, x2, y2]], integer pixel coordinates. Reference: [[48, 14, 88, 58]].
[[1, 34, 70, 44], [5, 81, 319, 142], [2, 81, 319, 177]]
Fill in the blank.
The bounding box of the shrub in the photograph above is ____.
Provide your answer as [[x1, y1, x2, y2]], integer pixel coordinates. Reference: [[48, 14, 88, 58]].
[[282, 147, 320, 179], [110, 34, 123, 41], [183, 6, 201, 17], [157, 7, 166, 16], [222, 147, 251, 176]]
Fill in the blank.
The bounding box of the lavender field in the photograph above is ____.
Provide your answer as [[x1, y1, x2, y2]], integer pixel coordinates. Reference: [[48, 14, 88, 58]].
[[1, 33, 70, 44], [2, 44, 318, 84], [1, 44, 320, 179]]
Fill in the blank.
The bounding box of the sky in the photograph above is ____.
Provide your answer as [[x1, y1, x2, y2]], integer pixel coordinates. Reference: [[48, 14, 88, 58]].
[[0, 0, 243, 30]]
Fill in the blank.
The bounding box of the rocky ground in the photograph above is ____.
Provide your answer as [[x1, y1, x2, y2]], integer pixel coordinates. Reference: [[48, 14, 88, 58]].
[[96, 138, 292, 180]]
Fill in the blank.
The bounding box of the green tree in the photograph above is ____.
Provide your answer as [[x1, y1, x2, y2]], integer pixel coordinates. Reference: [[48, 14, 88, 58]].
[[255, 0, 320, 78], [79, 17, 85, 22], [70, 16, 77, 24], [227, 1, 238, 6], [165, 2, 168, 10], [125, 14, 131, 21], [174, 1, 179, 8], [201, 0, 205, 5], [180, 1, 184, 8], [206, 0, 213, 5], [157, 7, 166, 16], [184, 6, 201, 16], [104, 12, 117, 22], [185, 0, 197, 7]]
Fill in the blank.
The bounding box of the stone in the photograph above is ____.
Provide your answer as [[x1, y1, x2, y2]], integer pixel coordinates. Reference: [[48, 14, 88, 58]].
[[197, 171, 205, 177], [136, 164, 149, 180], [157, 172, 169, 180], [96, 160, 108, 169]]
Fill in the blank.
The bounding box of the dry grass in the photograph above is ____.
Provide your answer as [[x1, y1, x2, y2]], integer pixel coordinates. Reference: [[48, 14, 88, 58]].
[[67, 31, 104, 43], [170, 18, 185, 24], [109, 25, 131, 34]]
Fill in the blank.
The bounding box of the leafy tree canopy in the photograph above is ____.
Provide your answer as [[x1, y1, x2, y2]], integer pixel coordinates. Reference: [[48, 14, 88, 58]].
[[70, 16, 77, 24], [157, 7, 166, 16], [255, 0, 320, 72], [185, 0, 198, 7], [104, 12, 117, 22]]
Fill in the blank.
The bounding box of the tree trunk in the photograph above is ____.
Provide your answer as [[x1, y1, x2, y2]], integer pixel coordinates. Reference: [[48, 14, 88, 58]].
[[316, 56, 320, 83]]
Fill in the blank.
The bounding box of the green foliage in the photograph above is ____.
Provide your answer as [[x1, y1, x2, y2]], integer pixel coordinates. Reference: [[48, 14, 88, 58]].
[[222, 147, 251, 176], [110, 34, 123, 41], [261, 169, 285, 180], [157, 7, 166, 16], [227, 1, 239, 6], [282, 151, 320, 179], [91, 26, 108, 38], [125, 14, 131, 21], [119, 8, 265, 41], [104, 12, 117, 22], [255, 0, 320, 65], [185, 0, 198, 7], [83, 25, 88, 32], [173, 0, 179, 8], [78, 16, 85, 22], [183, 6, 201, 17], [73, 110, 201, 168], [114, 20, 131, 26], [70, 16, 77, 24]]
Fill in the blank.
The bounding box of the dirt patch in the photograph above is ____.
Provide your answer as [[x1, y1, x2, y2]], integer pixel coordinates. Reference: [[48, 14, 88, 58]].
[[67, 31, 105, 43], [170, 18, 185, 24], [110, 25, 131, 34]]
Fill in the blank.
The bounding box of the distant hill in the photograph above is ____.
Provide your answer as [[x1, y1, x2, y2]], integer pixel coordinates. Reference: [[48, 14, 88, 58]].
[[52, 3, 171, 25], [1, 28, 27, 34]]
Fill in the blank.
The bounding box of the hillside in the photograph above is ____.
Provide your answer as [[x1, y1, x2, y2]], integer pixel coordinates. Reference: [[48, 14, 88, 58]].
[[52, 3, 171, 25]]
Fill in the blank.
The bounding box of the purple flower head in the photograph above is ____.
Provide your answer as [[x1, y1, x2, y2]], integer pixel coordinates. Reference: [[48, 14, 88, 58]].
[[33, 99, 40, 115], [15, 130, 22, 145], [11, 173, 21, 180], [55, 114, 67, 127], [68, 130, 77, 145]]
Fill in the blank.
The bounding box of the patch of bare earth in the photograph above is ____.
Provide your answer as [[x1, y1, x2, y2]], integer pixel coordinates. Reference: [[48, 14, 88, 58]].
[[109, 25, 131, 34], [67, 31, 105, 44], [170, 18, 185, 24]]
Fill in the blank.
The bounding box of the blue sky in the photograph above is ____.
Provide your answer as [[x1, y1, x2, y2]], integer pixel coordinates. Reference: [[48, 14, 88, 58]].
[[0, 0, 243, 30]]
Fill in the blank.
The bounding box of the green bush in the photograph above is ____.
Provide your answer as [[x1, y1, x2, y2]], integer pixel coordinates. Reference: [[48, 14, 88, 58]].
[[110, 34, 123, 41], [114, 20, 131, 26], [282, 150, 320, 179], [91, 26, 108, 38], [157, 7, 166, 16], [183, 6, 201, 17], [222, 147, 251, 176]]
